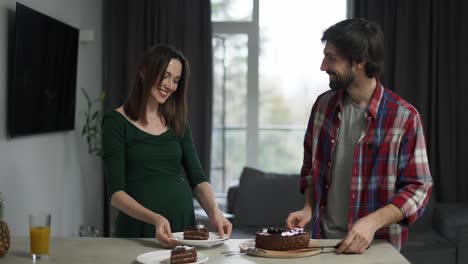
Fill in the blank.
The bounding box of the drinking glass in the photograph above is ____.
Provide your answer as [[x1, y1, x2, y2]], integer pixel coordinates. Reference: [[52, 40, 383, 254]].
[[29, 213, 51, 260], [79, 224, 100, 237]]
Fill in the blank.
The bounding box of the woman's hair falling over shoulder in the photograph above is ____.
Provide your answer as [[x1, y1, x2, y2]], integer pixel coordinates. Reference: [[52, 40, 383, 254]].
[[123, 44, 190, 137]]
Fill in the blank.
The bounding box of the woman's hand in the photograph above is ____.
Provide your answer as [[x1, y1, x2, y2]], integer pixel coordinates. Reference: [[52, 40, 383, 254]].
[[209, 209, 232, 237], [110, 191, 180, 248], [193, 182, 232, 237], [153, 214, 179, 248]]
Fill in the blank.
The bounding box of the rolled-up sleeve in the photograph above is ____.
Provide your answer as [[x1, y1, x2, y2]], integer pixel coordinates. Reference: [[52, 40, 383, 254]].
[[389, 114, 433, 225]]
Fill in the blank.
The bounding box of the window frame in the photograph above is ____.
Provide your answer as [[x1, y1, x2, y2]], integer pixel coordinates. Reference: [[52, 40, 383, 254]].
[[211, 0, 351, 193], [211, 0, 259, 193]]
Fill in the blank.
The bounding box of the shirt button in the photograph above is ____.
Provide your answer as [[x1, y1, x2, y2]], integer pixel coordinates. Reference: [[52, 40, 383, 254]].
[[328, 162, 331, 167], [331, 139, 335, 144], [320, 205, 325, 210]]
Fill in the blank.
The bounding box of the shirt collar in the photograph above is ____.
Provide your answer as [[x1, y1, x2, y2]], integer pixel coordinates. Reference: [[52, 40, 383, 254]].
[[367, 78, 383, 119], [333, 88, 346, 113]]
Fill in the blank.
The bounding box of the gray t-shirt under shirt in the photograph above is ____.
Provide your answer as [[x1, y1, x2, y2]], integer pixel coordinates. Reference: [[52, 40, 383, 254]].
[[321, 94, 368, 239]]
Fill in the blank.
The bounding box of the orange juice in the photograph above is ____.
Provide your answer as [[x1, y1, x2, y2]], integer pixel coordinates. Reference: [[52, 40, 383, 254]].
[[30, 226, 50, 255]]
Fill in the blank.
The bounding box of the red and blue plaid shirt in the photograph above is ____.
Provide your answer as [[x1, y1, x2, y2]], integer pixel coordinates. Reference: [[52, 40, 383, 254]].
[[300, 80, 433, 250]]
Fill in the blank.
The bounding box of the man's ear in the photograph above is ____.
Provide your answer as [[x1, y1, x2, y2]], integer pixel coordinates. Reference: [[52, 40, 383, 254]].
[[353, 58, 366, 72]]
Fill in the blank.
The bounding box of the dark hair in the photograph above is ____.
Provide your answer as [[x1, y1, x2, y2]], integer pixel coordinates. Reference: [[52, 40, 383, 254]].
[[321, 18, 384, 78], [123, 44, 190, 137]]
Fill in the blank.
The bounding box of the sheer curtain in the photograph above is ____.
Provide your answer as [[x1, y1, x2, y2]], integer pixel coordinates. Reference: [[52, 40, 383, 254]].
[[353, 0, 468, 203], [102, 0, 213, 235]]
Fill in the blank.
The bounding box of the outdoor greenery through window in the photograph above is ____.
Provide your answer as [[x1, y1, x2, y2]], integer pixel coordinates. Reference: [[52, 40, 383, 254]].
[[211, 0, 347, 194]]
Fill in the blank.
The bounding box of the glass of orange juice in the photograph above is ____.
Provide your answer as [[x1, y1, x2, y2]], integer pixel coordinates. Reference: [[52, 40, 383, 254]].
[[29, 213, 51, 260]]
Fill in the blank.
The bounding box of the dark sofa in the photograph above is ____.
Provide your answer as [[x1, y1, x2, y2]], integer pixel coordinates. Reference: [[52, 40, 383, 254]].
[[401, 201, 468, 264], [226, 167, 305, 239], [227, 167, 468, 264]]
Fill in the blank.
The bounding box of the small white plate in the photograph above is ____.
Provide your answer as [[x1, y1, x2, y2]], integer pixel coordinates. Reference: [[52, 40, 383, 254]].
[[171, 232, 229, 247], [136, 250, 208, 264]]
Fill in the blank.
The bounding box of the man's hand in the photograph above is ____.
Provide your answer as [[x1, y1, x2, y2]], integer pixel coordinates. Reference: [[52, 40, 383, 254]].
[[286, 207, 312, 229], [336, 215, 379, 254], [336, 204, 404, 254]]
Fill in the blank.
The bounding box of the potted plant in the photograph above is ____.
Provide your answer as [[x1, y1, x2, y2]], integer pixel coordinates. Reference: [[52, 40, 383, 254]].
[[0, 192, 10, 257], [81, 88, 105, 156]]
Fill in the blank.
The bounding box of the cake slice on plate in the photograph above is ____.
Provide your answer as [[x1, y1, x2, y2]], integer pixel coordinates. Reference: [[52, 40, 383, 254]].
[[170, 245, 197, 264], [183, 224, 209, 240]]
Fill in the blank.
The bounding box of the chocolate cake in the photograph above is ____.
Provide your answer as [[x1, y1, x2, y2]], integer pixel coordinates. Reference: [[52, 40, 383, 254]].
[[170, 245, 197, 264], [255, 227, 310, 251], [183, 224, 209, 240]]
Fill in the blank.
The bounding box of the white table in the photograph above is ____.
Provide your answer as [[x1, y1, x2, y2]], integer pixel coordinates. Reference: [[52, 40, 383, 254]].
[[4, 237, 410, 263]]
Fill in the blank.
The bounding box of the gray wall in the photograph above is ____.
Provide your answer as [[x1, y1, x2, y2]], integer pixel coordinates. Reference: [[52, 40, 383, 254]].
[[0, 0, 103, 237]]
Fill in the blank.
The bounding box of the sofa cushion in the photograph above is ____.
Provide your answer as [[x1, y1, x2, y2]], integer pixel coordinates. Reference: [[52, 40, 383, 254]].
[[401, 230, 456, 264], [408, 193, 436, 232], [434, 203, 468, 240], [227, 185, 239, 215], [233, 167, 304, 227], [228, 226, 257, 239], [457, 226, 468, 264]]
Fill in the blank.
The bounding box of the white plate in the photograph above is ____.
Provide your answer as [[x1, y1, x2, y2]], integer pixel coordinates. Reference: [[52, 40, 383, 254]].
[[136, 250, 208, 264], [171, 232, 229, 247]]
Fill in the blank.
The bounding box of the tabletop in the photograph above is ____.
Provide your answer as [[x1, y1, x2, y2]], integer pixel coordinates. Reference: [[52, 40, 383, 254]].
[[3, 237, 410, 264]]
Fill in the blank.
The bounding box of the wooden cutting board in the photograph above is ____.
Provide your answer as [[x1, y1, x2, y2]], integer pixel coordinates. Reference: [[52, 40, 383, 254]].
[[239, 240, 322, 258]]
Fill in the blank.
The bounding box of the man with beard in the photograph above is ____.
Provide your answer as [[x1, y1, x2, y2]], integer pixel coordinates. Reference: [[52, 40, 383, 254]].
[[285, 18, 433, 254]]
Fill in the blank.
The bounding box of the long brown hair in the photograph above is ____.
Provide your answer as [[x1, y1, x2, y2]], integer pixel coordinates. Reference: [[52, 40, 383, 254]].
[[123, 44, 190, 137]]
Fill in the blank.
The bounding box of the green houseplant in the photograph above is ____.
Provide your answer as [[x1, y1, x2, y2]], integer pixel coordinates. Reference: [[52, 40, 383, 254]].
[[80, 89, 108, 236], [81, 88, 105, 156], [0, 192, 10, 257]]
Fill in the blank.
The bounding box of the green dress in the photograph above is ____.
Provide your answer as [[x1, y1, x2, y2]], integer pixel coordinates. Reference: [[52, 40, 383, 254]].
[[102, 111, 207, 237]]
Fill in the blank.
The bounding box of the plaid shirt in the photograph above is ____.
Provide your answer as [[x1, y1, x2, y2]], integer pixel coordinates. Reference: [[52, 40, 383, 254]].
[[300, 80, 433, 250]]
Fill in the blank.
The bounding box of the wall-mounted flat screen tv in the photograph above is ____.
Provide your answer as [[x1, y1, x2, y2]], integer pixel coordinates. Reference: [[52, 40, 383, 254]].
[[8, 3, 79, 137]]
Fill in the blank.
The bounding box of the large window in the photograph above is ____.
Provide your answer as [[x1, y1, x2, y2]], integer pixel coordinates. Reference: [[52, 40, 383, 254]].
[[211, 0, 347, 193]]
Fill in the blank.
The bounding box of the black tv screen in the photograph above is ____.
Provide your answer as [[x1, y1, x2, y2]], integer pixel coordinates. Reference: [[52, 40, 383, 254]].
[[8, 3, 79, 137]]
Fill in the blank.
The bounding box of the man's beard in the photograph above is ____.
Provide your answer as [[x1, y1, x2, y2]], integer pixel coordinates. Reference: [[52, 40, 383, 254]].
[[327, 69, 354, 91]]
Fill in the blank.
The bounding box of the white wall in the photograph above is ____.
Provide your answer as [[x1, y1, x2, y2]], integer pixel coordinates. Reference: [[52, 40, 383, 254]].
[[0, 0, 103, 237]]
